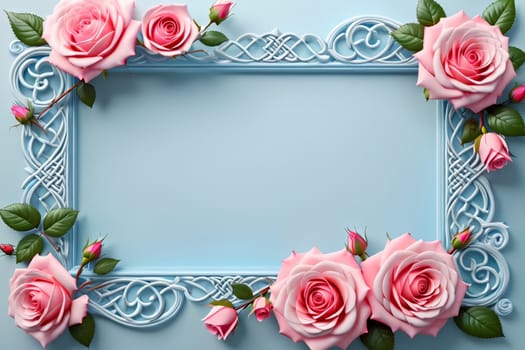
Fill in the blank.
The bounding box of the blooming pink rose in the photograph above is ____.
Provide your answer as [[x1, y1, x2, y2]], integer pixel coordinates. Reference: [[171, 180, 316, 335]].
[[251, 296, 272, 322], [478, 132, 512, 172], [8, 254, 89, 347], [361, 233, 468, 338], [270, 248, 370, 350], [510, 84, 525, 103], [142, 4, 199, 57], [414, 11, 516, 113], [202, 306, 238, 340], [42, 0, 141, 82], [209, 0, 233, 25]]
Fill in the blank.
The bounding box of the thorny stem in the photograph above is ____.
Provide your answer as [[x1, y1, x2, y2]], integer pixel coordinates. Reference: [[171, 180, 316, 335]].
[[37, 80, 83, 120]]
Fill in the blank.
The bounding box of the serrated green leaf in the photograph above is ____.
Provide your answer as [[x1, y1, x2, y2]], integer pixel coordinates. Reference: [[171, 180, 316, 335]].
[[417, 0, 446, 26], [0, 203, 41, 231], [77, 82, 96, 108], [5, 11, 47, 46], [94, 258, 119, 275], [391, 23, 424, 52], [209, 299, 235, 308], [43, 208, 78, 238], [509, 46, 525, 71], [15, 234, 44, 263], [454, 306, 504, 338], [200, 31, 229, 47], [231, 283, 254, 300], [69, 313, 95, 347], [487, 105, 525, 136], [482, 0, 516, 34], [360, 320, 395, 350], [461, 119, 483, 145]]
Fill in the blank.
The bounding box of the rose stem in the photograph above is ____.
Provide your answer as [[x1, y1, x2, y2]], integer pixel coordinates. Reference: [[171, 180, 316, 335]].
[[37, 228, 60, 253], [75, 263, 86, 286], [37, 80, 83, 120], [479, 112, 486, 132], [234, 286, 271, 311], [200, 21, 213, 33]]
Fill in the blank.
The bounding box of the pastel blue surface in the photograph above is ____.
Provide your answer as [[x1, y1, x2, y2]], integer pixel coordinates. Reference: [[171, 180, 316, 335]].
[[1, 0, 525, 350]]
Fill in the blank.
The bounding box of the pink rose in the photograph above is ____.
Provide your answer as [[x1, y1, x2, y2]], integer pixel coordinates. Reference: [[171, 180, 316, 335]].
[[361, 233, 468, 338], [270, 248, 370, 350], [510, 84, 525, 103], [141, 4, 199, 57], [11, 104, 34, 124], [251, 296, 272, 322], [82, 239, 103, 264], [478, 132, 512, 172], [202, 306, 238, 340], [414, 11, 516, 113], [209, 0, 233, 25], [42, 0, 141, 82], [8, 254, 89, 347]]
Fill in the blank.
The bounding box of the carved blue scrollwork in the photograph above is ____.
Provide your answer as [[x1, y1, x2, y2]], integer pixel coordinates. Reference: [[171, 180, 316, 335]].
[[8, 14, 511, 328]]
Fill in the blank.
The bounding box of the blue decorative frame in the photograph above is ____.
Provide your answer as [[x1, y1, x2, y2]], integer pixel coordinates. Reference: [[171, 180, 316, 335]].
[[8, 15, 512, 327]]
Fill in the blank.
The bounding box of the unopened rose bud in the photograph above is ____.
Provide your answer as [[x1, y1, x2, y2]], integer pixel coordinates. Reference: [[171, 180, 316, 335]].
[[11, 103, 34, 124], [202, 305, 238, 340], [510, 84, 525, 103], [209, 0, 233, 25], [82, 240, 103, 265], [451, 227, 472, 250], [345, 229, 368, 260], [0, 243, 15, 256], [251, 296, 272, 322], [478, 132, 512, 172]]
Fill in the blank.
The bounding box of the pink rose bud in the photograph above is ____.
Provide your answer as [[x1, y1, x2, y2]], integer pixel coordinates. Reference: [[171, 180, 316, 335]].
[[0, 243, 15, 256], [11, 104, 34, 124], [451, 227, 472, 250], [209, 0, 233, 24], [345, 229, 368, 259], [478, 132, 512, 172], [82, 240, 103, 265], [510, 84, 525, 103], [251, 296, 272, 322], [202, 305, 238, 340]]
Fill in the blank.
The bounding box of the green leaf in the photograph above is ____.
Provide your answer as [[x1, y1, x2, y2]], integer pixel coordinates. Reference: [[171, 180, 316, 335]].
[[360, 320, 395, 350], [77, 82, 96, 108], [15, 234, 44, 263], [69, 313, 95, 347], [482, 0, 516, 34], [5, 11, 46, 46], [200, 31, 229, 47], [454, 306, 504, 338], [509, 46, 525, 71], [474, 134, 483, 153], [423, 88, 430, 101], [417, 0, 446, 26], [94, 258, 120, 275], [461, 119, 482, 145], [43, 208, 79, 238], [391, 23, 424, 52], [0, 203, 41, 231], [487, 105, 525, 136], [209, 299, 235, 308], [231, 283, 254, 300]]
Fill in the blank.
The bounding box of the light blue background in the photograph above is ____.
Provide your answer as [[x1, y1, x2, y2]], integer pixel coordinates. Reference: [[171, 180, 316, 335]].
[[1, 0, 525, 349]]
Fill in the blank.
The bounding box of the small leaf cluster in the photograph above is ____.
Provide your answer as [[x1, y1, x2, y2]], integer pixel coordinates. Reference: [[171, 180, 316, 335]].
[[0, 203, 78, 263], [211, 283, 257, 309]]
